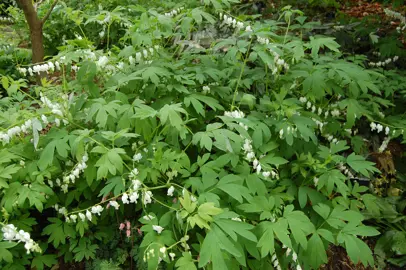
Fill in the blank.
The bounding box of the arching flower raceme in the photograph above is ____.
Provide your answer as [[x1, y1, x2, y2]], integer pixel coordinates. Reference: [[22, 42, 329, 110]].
[[2, 224, 41, 254]]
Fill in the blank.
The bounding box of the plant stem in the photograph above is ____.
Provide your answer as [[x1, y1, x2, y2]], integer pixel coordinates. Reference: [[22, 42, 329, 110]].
[[230, 37, 253, 110]]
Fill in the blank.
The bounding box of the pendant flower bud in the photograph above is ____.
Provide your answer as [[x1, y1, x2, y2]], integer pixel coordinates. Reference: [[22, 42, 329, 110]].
[[167, 186, 175, 196], [152, 225, 164, 234]]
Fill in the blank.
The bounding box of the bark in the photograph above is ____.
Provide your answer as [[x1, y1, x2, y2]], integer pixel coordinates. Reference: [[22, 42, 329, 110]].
[[16, 0, 59, 65], [16, 0, 44, 64]]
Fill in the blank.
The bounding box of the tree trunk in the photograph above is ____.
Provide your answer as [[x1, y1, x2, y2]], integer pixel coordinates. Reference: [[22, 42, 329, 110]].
[[30, 22, 44, 64], [16, 0, 44, 64]]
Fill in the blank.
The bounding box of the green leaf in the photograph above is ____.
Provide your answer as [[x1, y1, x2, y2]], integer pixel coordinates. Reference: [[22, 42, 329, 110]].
[[31, 255, 58, 270], [94, 148, 125, 179], [42, 218, 72, 248], [99, 176, 125, 197], [184, 94, 224, 116], [176, 252, 197, 270], [257, 221, 275, 257], [298, 186, 325, 208], [308, 36, 340, 58], [273, 219, 292, 249], [342, 223, 380, 237], [284, 206, 315, 249], [32, 118, 43, 149], [305, 233, 328, 269], [341, 234, 374, 267], [260, 154, 288, 166], [0, 248, 13, 263], [317, 170, 349, 197], [0, 164, 20, 189], [134, 104, 157, 119], [192, 132, 213, 151], [346, 153, 380, 177], [199, 229, 227, 270], [313, 203, 331, 220], [257, 219, 291, 257], [198, 203, 223, 222], [38, 142, 56, 171], [141, 66, 171, 85], [216, 175, 252, 203], [1, 76, 9, 89], [0, 242, 17, 262], [73, 239, 98, 261], [159, 104, 187, 131], [179, 190, 197, 214], [77, 61, 97, 82], [215, 219, 257, 242]]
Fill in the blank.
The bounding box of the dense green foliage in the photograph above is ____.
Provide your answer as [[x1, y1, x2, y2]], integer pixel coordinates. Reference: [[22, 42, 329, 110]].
[[1, 0, 406, 269]]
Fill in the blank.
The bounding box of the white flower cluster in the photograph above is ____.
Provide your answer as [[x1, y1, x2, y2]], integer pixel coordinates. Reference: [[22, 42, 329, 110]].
[[57, 154, 88, 193], [128, 46, 160, 65], [272, 253, 282, 270], [338, 162, 354, 178], [144, 246, 175, 263], [272, 51, 290, 73], [91, 205, 103, 215], [224, 110, 249, 130], [325, 134, 340, 144], [312, 117, 325, 132], [0, 119, 33, 145], [0, 44, 12, 51], [279, 126, 297, 139], [153, 225, 164, 234], [2, 224, 41, 254], [54, 205, 68, 215], [224, 109, 248, 130], [301, 97, 323, 115], [121, 178, 154, 207], [133, 153, 142, 162], [157, 246, 167, 263], [333, 25, 345, 31], [300, 97, 342, 119], [378, 137, 391, 153], [164, 7, 184, 17], [40, 92, 66, 119], [220, 13, 245, 30], [18, 61, 61, 77], [257, 36, 270, 45], [224, 110, 245, 119], [180, 235, 190, 250], [202, 85, 210, 94], [243, 139, 278, 179], [370, 122, 391, 135], [97, 55, 109, 67], [286, 248, 302, 270], [384, 8, 406, 33], [0, 110, 62, 147], [65, 203, 103, 224], [369, 56, 399, 67], [0, 17, 13, 23]]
